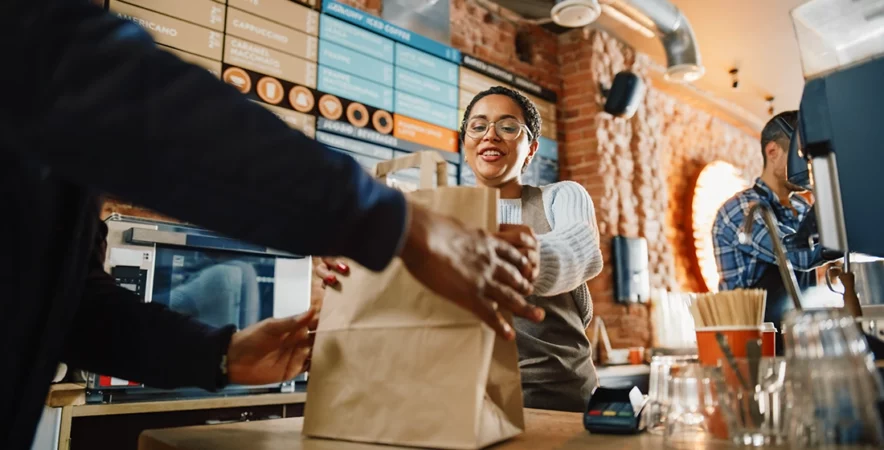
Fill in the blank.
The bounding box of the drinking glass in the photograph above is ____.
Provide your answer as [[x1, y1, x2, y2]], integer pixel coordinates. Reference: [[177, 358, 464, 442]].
[[715, 357, 788, 447], [782, 309, 884, 449], [664, 364, 724, 449], [643, 355, 697, 435]]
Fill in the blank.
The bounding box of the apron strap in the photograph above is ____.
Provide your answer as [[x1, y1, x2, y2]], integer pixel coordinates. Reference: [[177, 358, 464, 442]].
[[520, 185, 552, 234]]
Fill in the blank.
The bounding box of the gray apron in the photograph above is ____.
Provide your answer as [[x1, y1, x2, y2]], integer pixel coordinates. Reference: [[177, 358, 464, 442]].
[[515, 185, 599, 412]]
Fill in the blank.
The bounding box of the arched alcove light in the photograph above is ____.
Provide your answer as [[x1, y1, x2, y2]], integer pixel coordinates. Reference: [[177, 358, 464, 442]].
[[689, 161, 751, 292]]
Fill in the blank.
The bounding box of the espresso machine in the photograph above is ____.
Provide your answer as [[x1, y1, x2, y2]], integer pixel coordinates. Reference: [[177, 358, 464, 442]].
[[785, 0, 884, 339]]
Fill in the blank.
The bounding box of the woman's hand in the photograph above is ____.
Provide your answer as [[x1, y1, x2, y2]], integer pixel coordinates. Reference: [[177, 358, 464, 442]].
[[226, 308, 317, 385], [494, 224, 540, 284], [399, 202, 545, 341], [314, 257, 350, 287]]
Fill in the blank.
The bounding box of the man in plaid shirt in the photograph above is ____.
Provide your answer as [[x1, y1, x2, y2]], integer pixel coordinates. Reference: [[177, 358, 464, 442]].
[[712, 111, 829, 351]]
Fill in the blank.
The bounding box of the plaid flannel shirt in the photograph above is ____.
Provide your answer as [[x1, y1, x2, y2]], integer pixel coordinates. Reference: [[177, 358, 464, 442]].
[[712, 178, 823, 291]]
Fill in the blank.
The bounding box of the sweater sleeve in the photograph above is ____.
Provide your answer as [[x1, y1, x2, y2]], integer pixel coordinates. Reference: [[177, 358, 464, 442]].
[[534, 181, 604, 296]]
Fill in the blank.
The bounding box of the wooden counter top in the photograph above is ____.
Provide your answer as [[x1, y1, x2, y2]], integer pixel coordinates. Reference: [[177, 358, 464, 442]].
[[139, 409, 741, 450]]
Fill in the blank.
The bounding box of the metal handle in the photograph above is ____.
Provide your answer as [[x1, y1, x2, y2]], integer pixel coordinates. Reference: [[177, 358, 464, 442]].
[[826, 264, 844, 294], [739, 203, 803, 311]]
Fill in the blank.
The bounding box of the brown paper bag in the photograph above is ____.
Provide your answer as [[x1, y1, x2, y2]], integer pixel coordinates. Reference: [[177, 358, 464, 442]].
[[303, 151, 525, 449]]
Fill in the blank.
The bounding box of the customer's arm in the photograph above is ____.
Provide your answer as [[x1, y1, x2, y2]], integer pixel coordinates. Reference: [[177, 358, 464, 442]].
[[4, 0, 544, 340], [533, 182, 604, 296], [62, 263, 237, 390], [6, 0, 403, 271], [61, 220, 316, 390]]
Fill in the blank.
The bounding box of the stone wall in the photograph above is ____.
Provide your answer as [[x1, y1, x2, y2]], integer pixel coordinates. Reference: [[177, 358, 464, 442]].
[[557, 29, 759, 349]]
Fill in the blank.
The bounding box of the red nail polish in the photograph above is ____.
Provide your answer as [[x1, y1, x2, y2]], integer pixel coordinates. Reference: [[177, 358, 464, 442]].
[[336, 263, 350, 275], [324, 275, 337, 285]]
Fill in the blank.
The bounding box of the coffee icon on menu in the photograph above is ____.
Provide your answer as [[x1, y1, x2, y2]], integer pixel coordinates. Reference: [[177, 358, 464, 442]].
[[318, 94, 343, 120], [222, 67, 251, 94], [346, 103, 369, 128], [257, 77, 284, 105], [373, 110, 393, 135], [289, 86, 315, 113]]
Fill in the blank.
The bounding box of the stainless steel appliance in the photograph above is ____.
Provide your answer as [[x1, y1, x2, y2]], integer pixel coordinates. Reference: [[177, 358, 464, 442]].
[[82, 214, 312, 403], [786, 0, 884, 317]]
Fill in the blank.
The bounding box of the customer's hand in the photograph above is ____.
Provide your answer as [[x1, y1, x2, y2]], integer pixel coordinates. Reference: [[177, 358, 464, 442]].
[[399, 202, 545, 341], [226, 308, 317, 385], [495, 224, 540, 284]]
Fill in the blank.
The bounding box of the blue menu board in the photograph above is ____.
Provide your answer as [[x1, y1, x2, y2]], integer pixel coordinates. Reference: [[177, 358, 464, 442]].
[[322, 0, 460, 63], [319, 14, 393, 63], [319, 40, 393, 87], [537, 136, 559, 161], [534, 156, 559, 185], [317, 0, 554, 186], [317, 66, 393, 111], [395, 91, 458, 130], [315, 131, 394, 161], [395, 43, 458, 85], [394, 67, 458, 108]]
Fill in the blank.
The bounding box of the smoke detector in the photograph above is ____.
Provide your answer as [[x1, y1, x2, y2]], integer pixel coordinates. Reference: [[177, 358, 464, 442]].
[[551, 0, 602, 28]]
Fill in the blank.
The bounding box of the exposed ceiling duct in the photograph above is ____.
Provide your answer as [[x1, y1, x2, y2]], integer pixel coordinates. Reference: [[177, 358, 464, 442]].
[[609, 0, 704, 83], [480, 0, 705, 83]]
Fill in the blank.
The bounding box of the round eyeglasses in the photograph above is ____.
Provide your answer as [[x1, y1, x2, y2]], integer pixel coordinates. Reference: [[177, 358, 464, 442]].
[[464, 118, 532, 141]]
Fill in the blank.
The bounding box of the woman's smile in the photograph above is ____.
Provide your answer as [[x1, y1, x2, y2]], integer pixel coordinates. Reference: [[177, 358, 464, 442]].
[[478, 145, 507, 163]]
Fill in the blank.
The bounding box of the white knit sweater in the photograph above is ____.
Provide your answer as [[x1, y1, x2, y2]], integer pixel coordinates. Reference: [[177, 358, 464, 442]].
[[498, 181, 603, 296]]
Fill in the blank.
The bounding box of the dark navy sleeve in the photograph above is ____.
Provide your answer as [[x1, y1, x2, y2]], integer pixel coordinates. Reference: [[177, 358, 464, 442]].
[[59, 220, 234, 390], [5, 0, 406, 271], [62, 265, 237, 391]]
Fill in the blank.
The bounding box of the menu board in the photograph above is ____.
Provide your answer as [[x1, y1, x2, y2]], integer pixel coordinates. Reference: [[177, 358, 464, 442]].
[[107, 0, 320, 139], [108, 0, 558, 186], [317, 1, 461, 166]]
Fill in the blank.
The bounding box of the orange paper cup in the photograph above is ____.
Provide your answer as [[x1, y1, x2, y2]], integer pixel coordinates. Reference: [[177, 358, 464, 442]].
[[761, 322, 777, 357], [695, 326, 763, 366]]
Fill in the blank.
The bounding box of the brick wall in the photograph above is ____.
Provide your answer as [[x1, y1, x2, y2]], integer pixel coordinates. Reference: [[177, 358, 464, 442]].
[[333, 0, 382, 15], [449, 0, 560, 93], [558, 29, 759, 349]]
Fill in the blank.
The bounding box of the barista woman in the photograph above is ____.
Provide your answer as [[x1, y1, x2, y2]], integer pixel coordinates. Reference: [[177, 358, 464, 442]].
[[460, 86, 604, 412]]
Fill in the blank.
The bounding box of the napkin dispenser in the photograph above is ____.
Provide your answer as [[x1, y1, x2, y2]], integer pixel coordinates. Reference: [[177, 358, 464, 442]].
[[612, 236, 650, 304]]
